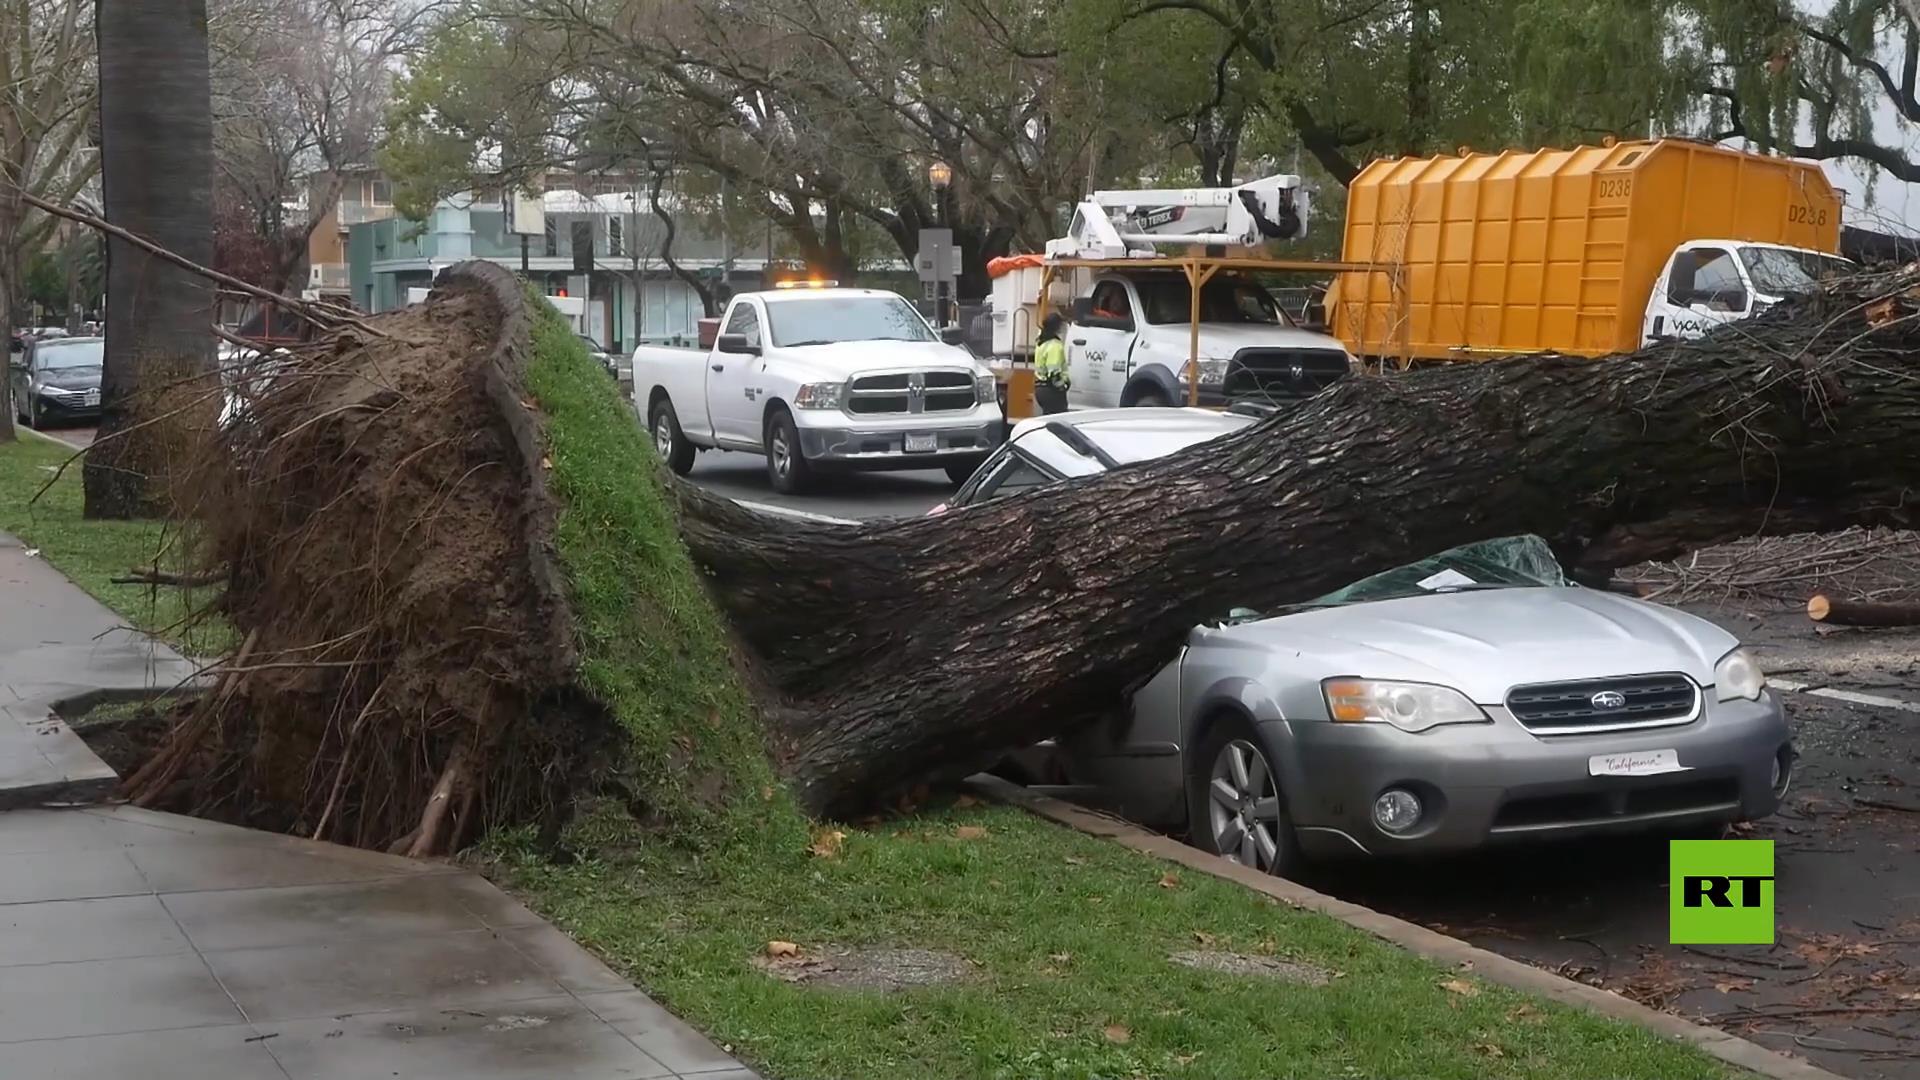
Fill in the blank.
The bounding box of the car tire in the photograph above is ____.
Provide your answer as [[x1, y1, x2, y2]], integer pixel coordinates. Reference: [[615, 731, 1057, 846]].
[[945, 460, 982, 486], [649, 398, 696, 475], [22, 395, 37, 430], [1187, 713, 1301, 877], [764, 407, 813, 495], [1130, 387, 1172, 408]]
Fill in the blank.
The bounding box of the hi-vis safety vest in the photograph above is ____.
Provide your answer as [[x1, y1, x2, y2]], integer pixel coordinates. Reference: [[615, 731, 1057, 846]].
[[1034, 338, 1069, 388]]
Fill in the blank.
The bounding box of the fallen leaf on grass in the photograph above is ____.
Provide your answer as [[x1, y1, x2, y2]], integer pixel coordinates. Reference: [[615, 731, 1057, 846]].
[[807, 830, 847, 859], [1474, 1042, 1505, 1059], [764, 940, 801, 958], [1175, 1052, 1203, 1065], [1048, 952, 1073, 965], [540, 455, 553, 470], [1440, 978, 1480, 997], [1064, 856, 1087, 866], [1192, 930, 1216, 946], [1506, 1004, 1540, 1023], [1103, 1024, 1132, 1045], [1158, 873, 1181, 889], [954, 825, 989, 840]]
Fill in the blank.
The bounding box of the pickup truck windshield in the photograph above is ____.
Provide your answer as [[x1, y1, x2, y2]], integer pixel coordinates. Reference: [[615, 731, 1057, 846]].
[[1136, 278, 1288, 327], [764, 295, 937, 347], [1740, 247, 1850, 297]]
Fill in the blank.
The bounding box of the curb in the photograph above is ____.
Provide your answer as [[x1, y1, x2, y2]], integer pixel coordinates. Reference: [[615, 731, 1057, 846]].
[[969, 774, 1846, 1080]]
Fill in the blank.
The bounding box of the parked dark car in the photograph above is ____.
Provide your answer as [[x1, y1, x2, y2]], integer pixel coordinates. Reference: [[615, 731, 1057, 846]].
[[9, 336, 103, 428]]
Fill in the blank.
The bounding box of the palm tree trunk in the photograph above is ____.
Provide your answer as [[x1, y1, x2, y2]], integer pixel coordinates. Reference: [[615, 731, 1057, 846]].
[[84, 0, 214, 519]]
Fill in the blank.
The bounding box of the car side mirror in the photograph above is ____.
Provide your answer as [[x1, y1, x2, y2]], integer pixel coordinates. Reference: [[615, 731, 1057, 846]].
[[939, 326, 966, 346], [716, 333, 759, 356]]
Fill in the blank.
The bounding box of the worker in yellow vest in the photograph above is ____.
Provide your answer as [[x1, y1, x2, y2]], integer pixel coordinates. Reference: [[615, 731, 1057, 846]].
[[1033, 313, 1069, 415]]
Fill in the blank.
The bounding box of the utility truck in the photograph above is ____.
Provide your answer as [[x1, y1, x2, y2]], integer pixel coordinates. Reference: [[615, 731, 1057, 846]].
[[634, 283, 1002, 494], [1329, 138, 1853, 363], [991, 175, 1361, 418]]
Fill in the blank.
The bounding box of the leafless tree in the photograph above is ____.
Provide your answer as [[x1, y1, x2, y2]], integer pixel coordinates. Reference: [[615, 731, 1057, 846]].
[[0, 0, 98, 441], [207, 0, 436, 292]]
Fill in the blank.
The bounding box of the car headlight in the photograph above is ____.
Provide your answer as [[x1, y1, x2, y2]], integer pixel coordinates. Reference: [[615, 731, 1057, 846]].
[[39, 386, 78, 398], [1176, 358, 1230, 387], [1714, 648, 1765, 702], [1322, 678, 1490, 733], [793, 382, 844, 409], [975, 372, 996, 400]]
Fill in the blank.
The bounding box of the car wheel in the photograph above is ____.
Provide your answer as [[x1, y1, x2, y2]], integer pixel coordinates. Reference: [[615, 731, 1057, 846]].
[[1130, 387, 1172, 408], [764, 407, 813, 494], [945, 460, 982, 486], [649, 398, 696, 475], [23, 395, 38, 430], [1188, 715, 1300, 877]]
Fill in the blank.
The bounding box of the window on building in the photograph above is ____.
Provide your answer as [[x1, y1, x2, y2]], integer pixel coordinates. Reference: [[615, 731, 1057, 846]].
[[544, 218, 558, 258], [370, 179, 392, 206], [607, 216, 623, 257]]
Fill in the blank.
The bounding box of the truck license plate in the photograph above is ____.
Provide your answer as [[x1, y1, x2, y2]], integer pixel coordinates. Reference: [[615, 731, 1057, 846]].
[[904, 433, 937, 453]]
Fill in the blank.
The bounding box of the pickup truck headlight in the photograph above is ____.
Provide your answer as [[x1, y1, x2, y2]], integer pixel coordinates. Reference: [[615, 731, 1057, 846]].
[[1176, 358, 1230, 387], [975, 372, 996, 401], [1322, 678, 1490, 733], [793, 382, 845, 409], [1714, 648, 1765, 702]]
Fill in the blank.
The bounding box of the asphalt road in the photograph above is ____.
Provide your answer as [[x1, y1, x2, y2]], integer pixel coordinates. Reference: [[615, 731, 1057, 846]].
[[683, 447, 955, 522]]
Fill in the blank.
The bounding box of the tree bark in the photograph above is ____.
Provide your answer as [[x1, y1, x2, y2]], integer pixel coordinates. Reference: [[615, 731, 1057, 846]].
[[1807, 595, 1920, 627], [676, 288, 1920, 817], [86, 0, 215, 518]]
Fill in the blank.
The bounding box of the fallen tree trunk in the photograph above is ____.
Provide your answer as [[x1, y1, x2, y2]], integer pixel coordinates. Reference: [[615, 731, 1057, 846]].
[[123, 259, 1920, 848], [676, 278, 1920, 816], [1807, 594, 1920, 627]]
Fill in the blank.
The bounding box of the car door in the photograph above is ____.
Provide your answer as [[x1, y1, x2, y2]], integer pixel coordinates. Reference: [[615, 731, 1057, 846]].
[[1646, 245, 1749, 343], [1067, 280, 1136, 409], [707, 300, 766, 447]]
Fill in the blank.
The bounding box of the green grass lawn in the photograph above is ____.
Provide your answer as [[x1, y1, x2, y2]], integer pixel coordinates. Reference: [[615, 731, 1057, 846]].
[[489, 803, 1735, 1080], [0, 431, 221, 651]]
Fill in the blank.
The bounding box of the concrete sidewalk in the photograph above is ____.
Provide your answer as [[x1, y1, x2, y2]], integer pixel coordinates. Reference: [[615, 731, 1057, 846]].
[[0, 533, 758, 1080]]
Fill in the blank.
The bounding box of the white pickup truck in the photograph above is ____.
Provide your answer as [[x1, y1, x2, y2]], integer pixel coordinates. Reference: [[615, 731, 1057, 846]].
[[1063, 269, 1356, 411], [634, 285, 1004, 494], [1641, 240, 1853, 344]]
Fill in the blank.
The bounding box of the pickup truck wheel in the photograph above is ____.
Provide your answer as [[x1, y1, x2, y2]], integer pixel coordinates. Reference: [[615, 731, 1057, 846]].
[[1188, 714, 1301, 878], [764, 407, 813, 494], [649, 399, 696, 475]]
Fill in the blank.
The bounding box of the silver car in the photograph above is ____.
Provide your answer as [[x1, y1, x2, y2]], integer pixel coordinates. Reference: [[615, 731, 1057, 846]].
[[946, 409, 1794, 876]]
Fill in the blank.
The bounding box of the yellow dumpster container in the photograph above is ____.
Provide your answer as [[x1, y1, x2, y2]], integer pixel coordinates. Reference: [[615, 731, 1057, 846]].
[[1330, 139, 1842, 362]]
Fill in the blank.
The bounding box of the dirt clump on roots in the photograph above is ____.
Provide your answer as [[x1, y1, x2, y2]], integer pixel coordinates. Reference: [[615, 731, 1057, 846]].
[[125, 266, 613, 855]]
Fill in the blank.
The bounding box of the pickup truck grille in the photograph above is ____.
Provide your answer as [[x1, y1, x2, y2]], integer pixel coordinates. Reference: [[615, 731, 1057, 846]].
[[1506, 674, 1700, 734], [847, 371, 976, 415], [1224, 348, 1351, 401]]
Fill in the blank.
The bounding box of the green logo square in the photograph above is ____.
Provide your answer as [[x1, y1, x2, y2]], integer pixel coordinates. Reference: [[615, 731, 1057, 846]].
[[1670, 839, 1774, 944]]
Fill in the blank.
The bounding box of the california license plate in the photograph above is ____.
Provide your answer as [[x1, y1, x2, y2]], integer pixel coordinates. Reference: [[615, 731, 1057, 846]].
[[904, 433, 937, 453], [1588, 749, 1688, 777]]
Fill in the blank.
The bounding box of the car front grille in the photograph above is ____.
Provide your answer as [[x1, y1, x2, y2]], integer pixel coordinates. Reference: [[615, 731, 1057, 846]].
[[847, 371, 977, 415], [1223, 348, 1350, 401], [1491, 777, 1740, 832], [1506, 674, 1699, 734]]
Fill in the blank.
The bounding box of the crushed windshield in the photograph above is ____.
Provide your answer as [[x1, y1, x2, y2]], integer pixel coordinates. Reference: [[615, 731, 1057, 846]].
[[765, 295, 937, 347], [1740, 247, 1850, 297], [1229, 536, 1569, 622], [35, 340, 102, 371], [1135, 277, 1289, 327]]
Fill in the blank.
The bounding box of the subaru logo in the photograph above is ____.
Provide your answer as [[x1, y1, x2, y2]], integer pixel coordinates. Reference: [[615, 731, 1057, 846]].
[[1590, 690, 1628, 710]]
